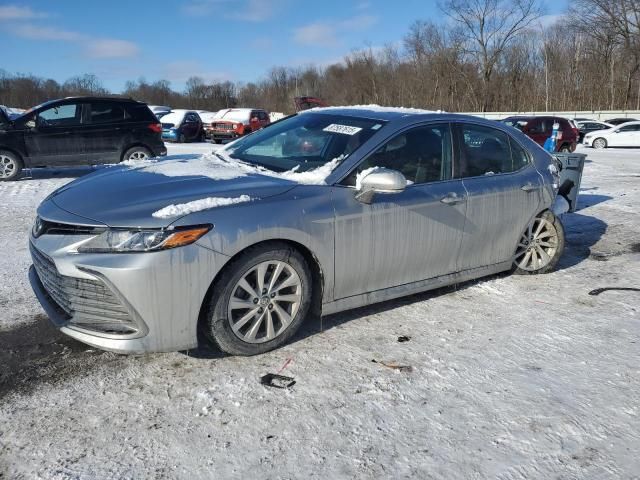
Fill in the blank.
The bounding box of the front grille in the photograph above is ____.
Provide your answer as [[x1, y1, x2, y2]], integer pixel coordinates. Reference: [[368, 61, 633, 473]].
[[34, 218, 106, 237], [213, 122, 234, 130], [30, 243, 139, 335]]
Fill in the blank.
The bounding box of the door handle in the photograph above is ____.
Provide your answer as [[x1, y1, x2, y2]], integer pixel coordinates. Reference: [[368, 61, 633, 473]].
[[440, 193, 465, 205], [521, 183, 539, 192]]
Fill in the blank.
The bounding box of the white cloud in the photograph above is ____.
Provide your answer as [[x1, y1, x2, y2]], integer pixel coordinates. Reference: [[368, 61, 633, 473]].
[[294, 23, 340, 47], [164, 61, 232, 84], [340, 14, 378, 30], [183, 0, 280, 21], [86, 39, 139, 59], [11, 24, 82, 41], [293, 14, 379, 48], [0, 5, 47, 20]]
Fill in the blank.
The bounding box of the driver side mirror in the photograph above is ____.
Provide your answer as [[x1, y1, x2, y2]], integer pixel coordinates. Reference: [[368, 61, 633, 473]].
[[355, 168, 407, 204], [26, 119, 36, 129]]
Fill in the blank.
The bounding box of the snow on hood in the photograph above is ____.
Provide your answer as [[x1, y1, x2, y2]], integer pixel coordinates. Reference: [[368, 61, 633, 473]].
[[152, 195, 253, 219], [160, 111, 186, 126], [125, 150, 342, 186]]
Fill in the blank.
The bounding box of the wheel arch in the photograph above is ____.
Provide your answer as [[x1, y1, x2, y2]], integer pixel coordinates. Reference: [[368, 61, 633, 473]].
[[196, 238, 325, 335]]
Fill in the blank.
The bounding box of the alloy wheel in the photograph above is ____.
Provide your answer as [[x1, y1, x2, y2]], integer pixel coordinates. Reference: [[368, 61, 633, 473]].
[[128, 151, 149, 161], [514, 217, 559, 271], [593, 138, 606, 149], [0, 154, 17, 179], [227, 260, 303, 344]]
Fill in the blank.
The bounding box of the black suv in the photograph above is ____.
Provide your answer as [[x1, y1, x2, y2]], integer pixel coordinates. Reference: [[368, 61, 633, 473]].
[[0, 96, 166, 181]]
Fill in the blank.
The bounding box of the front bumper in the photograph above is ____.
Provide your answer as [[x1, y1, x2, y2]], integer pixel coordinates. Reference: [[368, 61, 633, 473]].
[[582, 137, 593, 146], [28, 233, 230, 354], [162, 130, 178, 141]]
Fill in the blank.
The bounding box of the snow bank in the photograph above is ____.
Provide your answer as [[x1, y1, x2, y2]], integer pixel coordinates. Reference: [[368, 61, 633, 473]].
[[152, 195, 252, 219]]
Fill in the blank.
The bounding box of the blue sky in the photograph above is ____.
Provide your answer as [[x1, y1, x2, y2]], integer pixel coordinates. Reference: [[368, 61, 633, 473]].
[[0, 0, 568, 93]]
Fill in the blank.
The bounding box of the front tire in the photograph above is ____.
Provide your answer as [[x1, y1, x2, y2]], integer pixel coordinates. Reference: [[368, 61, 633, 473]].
[[513, 211, 565, 274], [0, 150, 23, 181], [592, 138, 607, 149], [205, 243, 312, 356]]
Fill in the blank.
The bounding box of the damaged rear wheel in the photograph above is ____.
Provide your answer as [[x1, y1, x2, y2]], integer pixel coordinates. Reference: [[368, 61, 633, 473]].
[[513, 211, 564, 274]]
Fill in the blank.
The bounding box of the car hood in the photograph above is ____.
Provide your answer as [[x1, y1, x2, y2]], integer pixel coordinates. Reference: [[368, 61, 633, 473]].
[[46, 157, 298, 228]]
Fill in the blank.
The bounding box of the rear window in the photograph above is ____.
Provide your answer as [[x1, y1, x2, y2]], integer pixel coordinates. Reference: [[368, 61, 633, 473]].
[[125, 104, 156, 122], [89, 103, 126, 124]]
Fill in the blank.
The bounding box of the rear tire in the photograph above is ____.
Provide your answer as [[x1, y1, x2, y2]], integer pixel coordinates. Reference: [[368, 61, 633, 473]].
[[558, 144, 571, 152], [122, 146, 152, 163], [178, 133, 186, 143], [204, 243, 312, 356], [513, 211, 565, 275], [592, 138, 607, 149], [0, 150, 23, 181]]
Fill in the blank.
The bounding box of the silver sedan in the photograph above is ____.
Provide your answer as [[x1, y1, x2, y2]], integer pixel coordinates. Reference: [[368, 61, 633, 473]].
[[29, 107, 565, 355]]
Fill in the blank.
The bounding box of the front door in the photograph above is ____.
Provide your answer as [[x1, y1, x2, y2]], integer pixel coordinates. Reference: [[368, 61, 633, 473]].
[[24, 102, 85, 166], [611, 124, 640, 146], [454, 122, 543, 271], [333, 123, 468, 299]]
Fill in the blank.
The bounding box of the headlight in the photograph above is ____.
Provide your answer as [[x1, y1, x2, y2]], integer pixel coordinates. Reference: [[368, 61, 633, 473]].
[[77, 225, 212, 253], [233, 123, 238, 128]]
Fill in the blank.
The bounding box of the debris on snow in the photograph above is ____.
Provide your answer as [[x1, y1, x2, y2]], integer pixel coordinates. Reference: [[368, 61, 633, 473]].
[[397, 336, 411, 343], [152, 195, 252, 218], [371, 359, 413, 373], [260, 373, 296, 389]]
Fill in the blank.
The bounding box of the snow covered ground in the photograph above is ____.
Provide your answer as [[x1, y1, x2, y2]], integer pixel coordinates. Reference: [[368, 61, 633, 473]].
[[1, 144, 639, 479]]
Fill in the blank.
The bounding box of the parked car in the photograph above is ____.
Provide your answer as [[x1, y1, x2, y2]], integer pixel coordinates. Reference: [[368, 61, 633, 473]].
[[210, 108, 270, 143], [160, 109, 203, 143], [501, 116, 578, 152], [0, 96, 166, 181], [605, 117, 638, 126], [200, 111, 222, 140], [29, 107, 563, 355], [583, 121, 640, 148], [294, 96, 328, 111], [576, 120, 614, 142]]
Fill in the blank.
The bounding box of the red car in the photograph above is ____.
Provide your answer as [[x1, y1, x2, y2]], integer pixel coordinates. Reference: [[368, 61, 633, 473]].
[[209, 108, 270, 143], [502, 116, 578, 152]]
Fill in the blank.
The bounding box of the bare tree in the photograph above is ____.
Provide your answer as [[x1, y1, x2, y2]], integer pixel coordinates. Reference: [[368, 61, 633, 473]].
[[440, 0, 542, 111]]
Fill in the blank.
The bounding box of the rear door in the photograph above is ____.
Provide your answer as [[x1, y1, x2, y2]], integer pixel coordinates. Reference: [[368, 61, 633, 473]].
[[333, 123, 468, 298], [80, 101, 129, 163], [23, 102, 86, 166], [454, 122, 543, 270], [526, 118, 550, 146]]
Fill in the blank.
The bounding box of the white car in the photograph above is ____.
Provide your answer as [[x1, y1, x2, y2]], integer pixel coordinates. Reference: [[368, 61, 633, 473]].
[[583, 121, 640, 148]]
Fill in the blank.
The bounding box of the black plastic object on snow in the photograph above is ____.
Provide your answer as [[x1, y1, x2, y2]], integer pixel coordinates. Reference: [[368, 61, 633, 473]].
[[588, 287, 640, 296], [260, 373, 296, 389], [552, 152, 587, 212]]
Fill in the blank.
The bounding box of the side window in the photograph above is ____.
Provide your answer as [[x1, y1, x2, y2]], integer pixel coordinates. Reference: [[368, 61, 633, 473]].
[[528, 119, 543, 134], [508, 138, 530, 172], [89, 103, 125, 124], [344, 124, 452, 186], [618, 125, 639, 132], [456, 124, 513, 178], [37, 104, 81, 127]]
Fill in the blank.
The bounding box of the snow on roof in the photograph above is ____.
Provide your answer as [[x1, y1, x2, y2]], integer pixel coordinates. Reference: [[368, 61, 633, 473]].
[[305, 104, 441, 115], [160, 111, 187, 125]]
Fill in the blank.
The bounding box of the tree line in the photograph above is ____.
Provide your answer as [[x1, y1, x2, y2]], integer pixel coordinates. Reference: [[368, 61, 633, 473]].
[[1, 0, 639, 114]]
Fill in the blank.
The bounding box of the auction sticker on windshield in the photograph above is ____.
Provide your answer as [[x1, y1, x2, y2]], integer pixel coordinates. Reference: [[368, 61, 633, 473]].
[[323, 124, 363, 135]]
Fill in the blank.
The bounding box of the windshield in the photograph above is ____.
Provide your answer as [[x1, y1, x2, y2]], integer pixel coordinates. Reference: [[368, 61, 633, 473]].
[[224, 113, 386, 172]]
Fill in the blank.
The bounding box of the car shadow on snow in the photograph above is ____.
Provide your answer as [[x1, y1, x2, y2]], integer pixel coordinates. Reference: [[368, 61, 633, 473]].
[[0, 315, 106, 401]]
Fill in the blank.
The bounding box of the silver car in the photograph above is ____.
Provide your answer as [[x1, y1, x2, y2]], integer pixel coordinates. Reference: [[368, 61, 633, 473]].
[[29, 108, 565, 355]]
